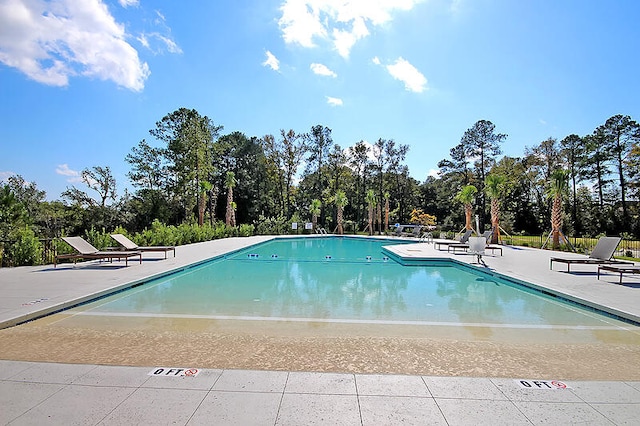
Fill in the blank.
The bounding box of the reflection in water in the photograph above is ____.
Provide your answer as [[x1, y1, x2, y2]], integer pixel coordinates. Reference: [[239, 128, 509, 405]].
[[71, 237, 638, 336]]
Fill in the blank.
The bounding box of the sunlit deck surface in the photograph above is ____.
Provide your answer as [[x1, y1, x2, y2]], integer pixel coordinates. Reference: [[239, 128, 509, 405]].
[[1, 235, 639, 424]]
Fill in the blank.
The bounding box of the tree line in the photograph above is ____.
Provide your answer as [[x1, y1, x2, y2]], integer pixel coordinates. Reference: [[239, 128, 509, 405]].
[[1, 107, 639, 265]]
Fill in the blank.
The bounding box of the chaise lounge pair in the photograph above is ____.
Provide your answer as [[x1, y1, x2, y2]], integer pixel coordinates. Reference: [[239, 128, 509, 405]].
[[54, 234, 175, 267]]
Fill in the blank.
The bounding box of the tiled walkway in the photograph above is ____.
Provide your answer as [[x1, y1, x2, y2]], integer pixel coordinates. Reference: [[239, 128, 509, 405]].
[[2, 360, 640, 425]]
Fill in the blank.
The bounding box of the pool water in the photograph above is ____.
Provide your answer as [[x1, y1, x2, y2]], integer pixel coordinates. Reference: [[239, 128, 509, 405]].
[[67, 237, 635, 331]]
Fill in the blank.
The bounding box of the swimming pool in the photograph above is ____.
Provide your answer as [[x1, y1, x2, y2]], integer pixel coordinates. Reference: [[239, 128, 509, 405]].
[[64, 236, 636, 334]]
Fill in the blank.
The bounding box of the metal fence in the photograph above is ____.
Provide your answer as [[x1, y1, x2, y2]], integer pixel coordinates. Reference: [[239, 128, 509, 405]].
[[0, 238, 56, 267], [500, 234, 640, 258]]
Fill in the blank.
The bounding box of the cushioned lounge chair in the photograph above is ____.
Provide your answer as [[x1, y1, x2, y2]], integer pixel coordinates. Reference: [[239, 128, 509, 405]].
[[434, 229, 473, 250], [55, 236, 142, 267], [110, 234, 176, 259], [550, 236, 632, 272]]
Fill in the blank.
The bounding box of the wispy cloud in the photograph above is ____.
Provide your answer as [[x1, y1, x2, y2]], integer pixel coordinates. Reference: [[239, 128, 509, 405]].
[[385, 57, 427, 93], [372, 56, 381, 65], [263, 50, 280, 71], [278, 0, 425, 58], [138, 32, 182, 54], [118, 0, 139, 7], [56, 164, 83, 183], [326, 96, 343, 106], [137, 9, 181, 55], [0, 0, 150, 91], [310, 63, 336, 77]]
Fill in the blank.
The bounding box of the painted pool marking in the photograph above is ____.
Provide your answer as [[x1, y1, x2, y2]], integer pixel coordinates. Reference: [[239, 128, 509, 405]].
[[22, 298, 49, 306], [148, 368, 200, 377], [516, 379, 571, 389]]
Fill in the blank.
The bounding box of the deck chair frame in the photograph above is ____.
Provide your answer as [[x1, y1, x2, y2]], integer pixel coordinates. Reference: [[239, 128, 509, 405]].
[[110, 234, 176, 259], [56, 236, 142, 267], [549, 236, 632, 272]]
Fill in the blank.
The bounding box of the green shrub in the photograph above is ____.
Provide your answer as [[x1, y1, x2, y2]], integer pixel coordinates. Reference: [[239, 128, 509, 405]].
[[83, 227, 113, 249], [138, 219, 179, 246], [238, 224, 255, 236], [6, 226, 42, 266], [255, 215, 288, 235]]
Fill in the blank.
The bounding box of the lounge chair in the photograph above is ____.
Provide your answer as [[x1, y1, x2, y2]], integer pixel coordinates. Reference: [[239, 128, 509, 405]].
[[597, 264, 640, 285], [410, 226, 423, 237], [110, 234, 176, 259], [55, 236, 142, 267], [447, 230, 491, 252], [550, 236, 632, 272], [434, 229, 473, 250]]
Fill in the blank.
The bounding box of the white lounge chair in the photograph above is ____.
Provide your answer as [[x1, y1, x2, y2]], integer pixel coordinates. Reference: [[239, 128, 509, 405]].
[[56, 236, 142, 267], [110, 234, 176, 259]]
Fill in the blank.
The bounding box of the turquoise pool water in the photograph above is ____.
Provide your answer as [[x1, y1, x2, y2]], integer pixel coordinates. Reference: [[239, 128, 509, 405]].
[[68, 237, 634, 330]]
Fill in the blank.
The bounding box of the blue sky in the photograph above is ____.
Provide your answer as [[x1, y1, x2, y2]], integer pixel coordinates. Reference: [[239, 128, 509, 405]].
[[1, 0, 639, 201]]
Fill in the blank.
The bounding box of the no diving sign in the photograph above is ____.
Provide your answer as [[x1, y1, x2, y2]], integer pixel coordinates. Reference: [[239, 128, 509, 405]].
[[148, 368, 200, 377], [516, 379, 571, 390]]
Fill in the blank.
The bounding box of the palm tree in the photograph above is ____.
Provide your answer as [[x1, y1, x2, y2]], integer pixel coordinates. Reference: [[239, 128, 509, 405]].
[[333, 190, 348, 235], [454, 185, 478, 231], [383, 191, 390, 234], [225, 171, 237, 226], [309, 199, 322, 233], [546, 169, 570, 249], [485, 174, 506, 244], [365, 189, 376, 236], [230, 201, 237, 227]]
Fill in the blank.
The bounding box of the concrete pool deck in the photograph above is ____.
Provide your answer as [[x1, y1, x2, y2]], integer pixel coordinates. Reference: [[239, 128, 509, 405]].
[[1, 235, 639, 424]]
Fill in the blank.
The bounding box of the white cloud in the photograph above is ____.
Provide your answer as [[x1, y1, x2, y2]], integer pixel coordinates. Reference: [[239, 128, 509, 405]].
[[278, 1, 327, 48], [278, 0, 424, 58], [310, 63, 336, 77], [118, 0, 138, 7], [326, 96, 343, 106], [428, 169, 439, 178], [56, 164, 83, 183], [0, 171, 16, 183], [263, 50, 280, 71], [385, 57, 427, 93], [138, 9, 181, 55], [138, 32, 182, 54], [0, 0, 150, 91], [371, 56, 381, 65]]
